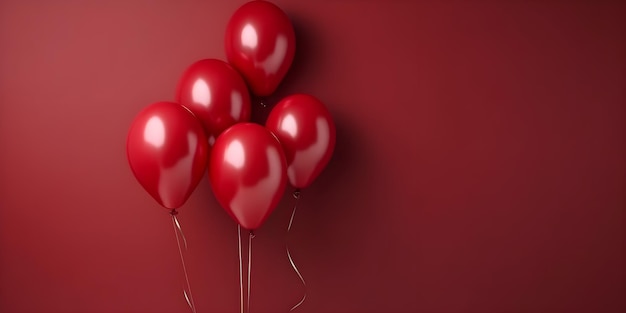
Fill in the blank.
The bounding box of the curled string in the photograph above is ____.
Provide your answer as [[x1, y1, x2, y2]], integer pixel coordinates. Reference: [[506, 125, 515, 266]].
[[170, 210, 197, 313], [238, 225, 244, 313], [287, 189, 307, 311]]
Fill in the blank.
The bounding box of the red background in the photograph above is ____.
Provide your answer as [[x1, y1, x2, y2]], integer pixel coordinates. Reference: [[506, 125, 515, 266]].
[[0, 1, 624, 312]]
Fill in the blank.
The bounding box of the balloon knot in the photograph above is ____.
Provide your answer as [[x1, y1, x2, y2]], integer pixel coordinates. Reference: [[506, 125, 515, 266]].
[[250, 230, 256, 239], [170, 209, 179, 216], [293, 189, 301, 199]]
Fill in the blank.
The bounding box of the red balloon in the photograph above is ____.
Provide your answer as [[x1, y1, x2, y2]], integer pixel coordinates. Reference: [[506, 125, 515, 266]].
[[225, 0, 296, 97], [266, 94, 336, 189], [176, 59, 251, 145], [209, 123, 287, 230], [127, 102, 209, 209]]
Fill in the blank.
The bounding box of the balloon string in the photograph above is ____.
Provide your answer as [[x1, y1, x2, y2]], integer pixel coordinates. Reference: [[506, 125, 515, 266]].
[[171, 211, 197, 313], [248, 230, 255, 313], [238, 225, 244, 313], [287, 189, 307, 311]]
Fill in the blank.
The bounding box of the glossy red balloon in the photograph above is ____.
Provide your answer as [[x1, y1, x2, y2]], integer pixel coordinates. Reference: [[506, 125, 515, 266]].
[[127, 102, 209, 209], [225, 0, 296, 97], [266, 94, 336, 189], [176, 59, 251, 145], [209, 123, 287, 230]]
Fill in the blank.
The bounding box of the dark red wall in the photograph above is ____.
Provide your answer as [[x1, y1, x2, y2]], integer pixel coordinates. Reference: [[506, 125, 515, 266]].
[[0, 1, 624, 312]]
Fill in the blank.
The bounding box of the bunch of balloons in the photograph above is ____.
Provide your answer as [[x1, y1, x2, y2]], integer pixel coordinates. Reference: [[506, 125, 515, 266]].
[[127, 4, 335, 311], [127, 0, 335, 232]]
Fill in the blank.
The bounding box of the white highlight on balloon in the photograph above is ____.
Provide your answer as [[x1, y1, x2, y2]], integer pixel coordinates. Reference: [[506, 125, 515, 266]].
[[144, 116, 165, 148], [288, 117, 329, 184], [192, 78, 211, 107], [241, 24, 258, 49], [280, 114, 298, 138], [260, 35, 288, 75], [231, 91, 243, 120], [225, 140, 245, 169]]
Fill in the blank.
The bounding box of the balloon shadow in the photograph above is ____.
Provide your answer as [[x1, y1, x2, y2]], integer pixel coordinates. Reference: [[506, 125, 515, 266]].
[[249, 10, 378, 269], [300, 110, 367, 245], [262, 107, 371, 269]]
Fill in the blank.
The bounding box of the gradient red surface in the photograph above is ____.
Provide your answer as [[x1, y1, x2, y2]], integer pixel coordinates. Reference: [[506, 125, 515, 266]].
[[0, 1, 624, 312]]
